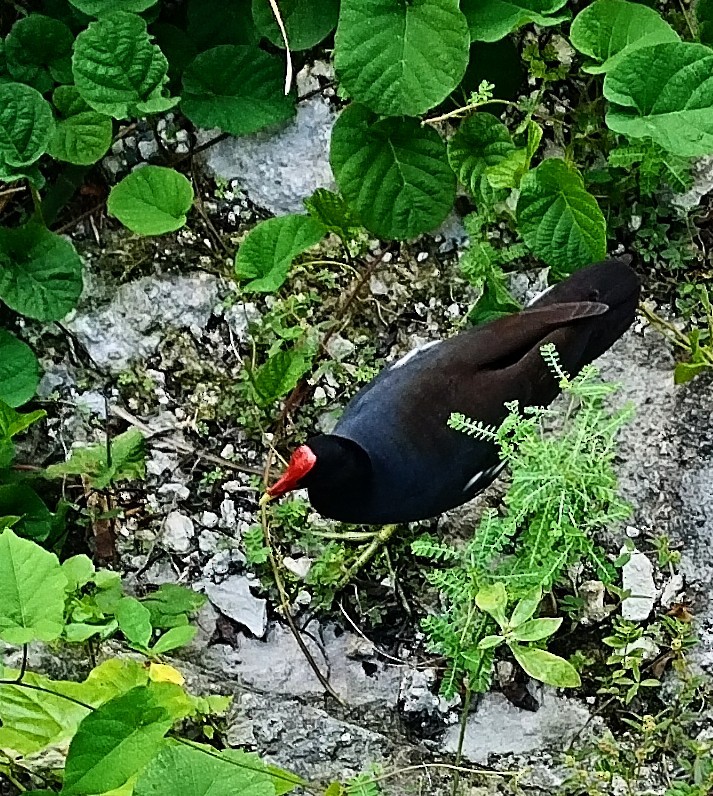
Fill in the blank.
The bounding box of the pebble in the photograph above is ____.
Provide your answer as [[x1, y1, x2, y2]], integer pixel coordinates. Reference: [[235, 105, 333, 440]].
[[205, 575, 268, 638], [220, 498, 237, 530], [621, 550, 658, 621], [162, 511, 195, 554], [283, 556, 312, 580], [157, 483, 190, 501], [200, 511, 219, 529]]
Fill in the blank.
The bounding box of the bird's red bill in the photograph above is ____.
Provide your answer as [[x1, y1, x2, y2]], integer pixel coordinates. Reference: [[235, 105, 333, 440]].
[[268, 445, 317, 497]]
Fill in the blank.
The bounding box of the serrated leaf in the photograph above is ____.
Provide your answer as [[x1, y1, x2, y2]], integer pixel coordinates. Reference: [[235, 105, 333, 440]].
[[0, 222, 83, 322], [510, 643, 581, 687], [252, 347, 314, 407], [0, 82, 54, 168], [461, 0, 569, 43], [570, 0, 679, 74], [49, 85, 113, 165], [0, 528, 67, 644], [0, 485, 54, 543], [151, 625, 196, 654], [5, 14, 73, 92], [235, 214, 326, 293], [516, 158, 606, 276], [70, 0, 158, 15], [108, 166, 194, 235], [304, 188, 362, 241], [510, 617, 562, 641], [62, 685, 174, 795], [330, 104, 455, 239], [252, 0, 339, 50], [509, 586, 542, 627], [181, 45, 295, 136], [334, 0, 469, 116], [73, 11, 176, 118], [45, 428, 146, 489], [0, 329, 39, 407], [604, 42, 713, 157], [447, 113, 516, 197], [116, 596, 152, 648]]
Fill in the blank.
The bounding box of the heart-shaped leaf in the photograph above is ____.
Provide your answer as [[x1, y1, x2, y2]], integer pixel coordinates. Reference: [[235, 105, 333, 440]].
[[516, 158, 606, 276], [0, 330, 39, 407], [447, 113, 516, 197], [252, 347, 314, 407], [235, 214, 326, 293], [0, 223, 83, 321], [181, 45, 295, 136], [461, 0, 569, 43], [108, 166, 194, 236], [335, 0, 469, 116], [604, 41, 713, 157], [48, 85, 113, 166], [0, 83, 54, 168], [116, 597, 152, 648], [571, 0, 679, 74], [510, 643, 581, 687], [5, 14, 73, 92], [330, 104, 455, 240], [73, 11, 176, 118], [252, 0, 339, 50]]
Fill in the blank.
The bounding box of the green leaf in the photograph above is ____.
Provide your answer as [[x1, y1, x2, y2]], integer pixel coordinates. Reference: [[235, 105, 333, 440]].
[[252, 347, 314, 407], [252, 0, 339, 50], [0, 329, 39, 407], [461, 0, 569, 43], [235, 214, 326, 293], [141, 584, 206, 628], [698, 0, 713, 45], [107, 166, 194, 236], [509, 586, 542, 627], [0, 400, 45, 441], [510, 617, 562, 642], [45, 428, 146, 489], [477, 634, 505, 649], [674, 361, 709, 384], [48, 85, 113, 166], [62, 555, 96, 591], [135, 741, 303, 796], [570, 0, 679, 74], [73, 11, 176, 118], [62, 685, 174, 795], [330, 104, 455, 239], [5, 14, 74, 92], [0, 222, 84, 322], [334, 0, 469, 116], [181, 45, 295, 136], [516, 159, 606, 276], [447, 113, 516, 197], [70, 0, 158, 15], [0, 82, 54, 168], [116, 597, 152, 648], [0, 528, 67, 644], [510, 643, 581, 687], [304, 188, 362, 242], [151, 625, 196, 654], [604, 42, 713, 157], [0, 485, 54, 543], [475, 581, 508, 625]]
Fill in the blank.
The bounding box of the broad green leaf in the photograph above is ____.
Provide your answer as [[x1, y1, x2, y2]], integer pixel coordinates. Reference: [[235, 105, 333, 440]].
[[0, 528, 67, 644], [5, 14, 73, 92], [141, 584, 206, 629], [334, 0, 469, 116], [570, 0, 679, 74], [252, 0, 339, 50], [235, 215, 326, 293], [0, 223, 83, 321], [135, 741, 303, 796], [116, 596, 152, 648], [304, 188, 362, 242], [62, 685, 174, 795], [252, 347, 314, 407], [48, 85, 113, 166], [0, 329, 39, 406], [475, 581, 507, 620], [0, 83, 54, 168], [698, 0, 713, 45], [477, 634, 505, 649], [516, 159, 606, 276], [330, 104, 455, 239], [674, 361, 709, 384], [73, 12, 176, 118], [0, 400, 45, 440], [447, 113, 516, 197], [510, 643, 581, 687], [604, 42, 713, 157], [181, 45, 295, 136], [0, 485, 54, 543], [151, 625, 196, 654], [70, 0, 158, 14], [461, 0, 568, 43], [45, 428, 146, 489], [107, 166, 194, 236], [486, 148, 528, 189], [510, 617, 562, 642], [509, 586, 542, 627]]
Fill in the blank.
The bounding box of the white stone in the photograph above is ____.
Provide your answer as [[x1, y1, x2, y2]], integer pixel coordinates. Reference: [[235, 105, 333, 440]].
[[138, 139, 159, 159], [621, 551, 658, 621], [157, 483, 190, 501], [200, 511, 219, 529], [661, 573, 685, 608], [283, 556, 312, 579], [205, 575, 268, 638], [162, 511, 194, 553]]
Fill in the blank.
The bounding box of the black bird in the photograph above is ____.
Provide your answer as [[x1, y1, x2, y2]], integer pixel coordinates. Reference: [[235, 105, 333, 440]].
[[264, 259, 640, 524]]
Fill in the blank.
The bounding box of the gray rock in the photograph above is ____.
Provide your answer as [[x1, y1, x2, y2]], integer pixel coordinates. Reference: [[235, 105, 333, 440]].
[[68, 273, 220, 372], [400, 669, 439, 714], [157, 483, 190, 501], [162, 511, 195, 553], [672, 155, 713, 209], [621, 551, 658, 621], [661, 573, 685, 609], [283, 556, 312, 579], [75, 390, 107, 418], [200, 511, 220, 529], [205, 575, 268, 638]]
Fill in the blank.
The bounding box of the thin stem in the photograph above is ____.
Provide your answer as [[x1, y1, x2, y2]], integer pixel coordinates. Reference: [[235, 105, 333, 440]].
[[424, 98, 517, 126], [451, 682, 473, 796], [335, 524, 399, 590]]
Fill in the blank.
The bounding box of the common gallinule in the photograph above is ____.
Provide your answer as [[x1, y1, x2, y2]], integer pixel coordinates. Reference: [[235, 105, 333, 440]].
[[264, 259, 640, 524]]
